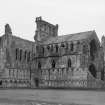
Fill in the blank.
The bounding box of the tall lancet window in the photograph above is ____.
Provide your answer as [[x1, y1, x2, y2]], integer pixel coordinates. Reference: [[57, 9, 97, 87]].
[[52, 60, 56, 68], [38, 62, 41, 69], [68, 58, 71, 67]]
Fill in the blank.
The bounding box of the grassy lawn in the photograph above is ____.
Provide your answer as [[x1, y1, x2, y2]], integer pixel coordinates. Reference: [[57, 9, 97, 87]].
[[0, 89, 104, 105]]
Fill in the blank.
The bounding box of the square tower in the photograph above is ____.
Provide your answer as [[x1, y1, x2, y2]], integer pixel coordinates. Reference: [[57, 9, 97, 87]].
[[34, 17, 58, 42]]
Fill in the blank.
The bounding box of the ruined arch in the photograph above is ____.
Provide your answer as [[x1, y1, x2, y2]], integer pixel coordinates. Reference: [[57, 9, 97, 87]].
[[89, 64, 97, 78]]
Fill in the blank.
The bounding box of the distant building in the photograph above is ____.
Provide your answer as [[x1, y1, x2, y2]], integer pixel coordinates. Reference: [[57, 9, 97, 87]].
[[0, 17, 104, 88]]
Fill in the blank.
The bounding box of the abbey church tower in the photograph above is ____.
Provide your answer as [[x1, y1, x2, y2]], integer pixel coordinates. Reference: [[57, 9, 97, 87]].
[[34, 17, 58, 42]]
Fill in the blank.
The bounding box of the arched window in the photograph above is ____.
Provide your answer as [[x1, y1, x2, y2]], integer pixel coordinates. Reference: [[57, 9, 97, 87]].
[[83, 44, 88, 54], [52, 60, 55, 68], [50, 44, 53, 52], [15, 48, 19, 60], [55, 44, 59, 53], [65, 42, 68, 50], [47, 45, 50, 50], [36, 45, 40, 53], [76, 41, 80, 51], [24, 51, 27, 61], [101, 70, 104, 80], [42, 46, 44, 55], [89, 64, 96, 78], [20, 49, 22, 61], [77, 41, 80, 45], [68, 58, 71, 67], [90, 39, 97, 60], [38, 62, 41, 69], [61, 43, 65, 47], [0, 81, 2, 85], [70, 42, 74, 51], [27, 52, 30, 62]]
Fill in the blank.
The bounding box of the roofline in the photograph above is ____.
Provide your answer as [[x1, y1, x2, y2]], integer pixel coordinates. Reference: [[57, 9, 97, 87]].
[[59, 30, 95, 37]]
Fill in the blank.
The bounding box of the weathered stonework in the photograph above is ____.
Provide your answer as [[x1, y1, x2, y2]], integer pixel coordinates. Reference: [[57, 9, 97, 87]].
[[34, 17, 104, 88], [0, 17, 104, 89], [0, 24, 37, 88]]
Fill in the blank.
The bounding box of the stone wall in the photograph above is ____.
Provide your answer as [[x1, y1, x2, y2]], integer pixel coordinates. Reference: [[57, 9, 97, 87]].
[[0, 32, 36, 88], [35, 34, 104, 88], [35, 39, 90, 88]]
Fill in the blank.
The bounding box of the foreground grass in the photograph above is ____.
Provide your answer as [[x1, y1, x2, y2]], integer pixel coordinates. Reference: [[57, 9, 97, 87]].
[[0, 99, 91, 105]]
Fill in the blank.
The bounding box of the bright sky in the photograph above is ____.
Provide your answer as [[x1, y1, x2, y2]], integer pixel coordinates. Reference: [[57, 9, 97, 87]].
[[0, 0, 105, 41]]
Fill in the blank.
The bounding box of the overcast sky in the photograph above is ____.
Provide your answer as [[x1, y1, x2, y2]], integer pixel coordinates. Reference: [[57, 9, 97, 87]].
[[0, 0, 105, 41]]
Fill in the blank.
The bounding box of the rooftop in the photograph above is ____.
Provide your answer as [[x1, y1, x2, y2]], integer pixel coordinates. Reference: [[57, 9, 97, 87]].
[[43, 30, 95, 44]]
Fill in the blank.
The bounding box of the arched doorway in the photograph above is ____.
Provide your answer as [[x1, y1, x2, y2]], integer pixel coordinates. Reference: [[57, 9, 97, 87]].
[[89, 64, 97, 78], [34, 78, 39, 87]]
